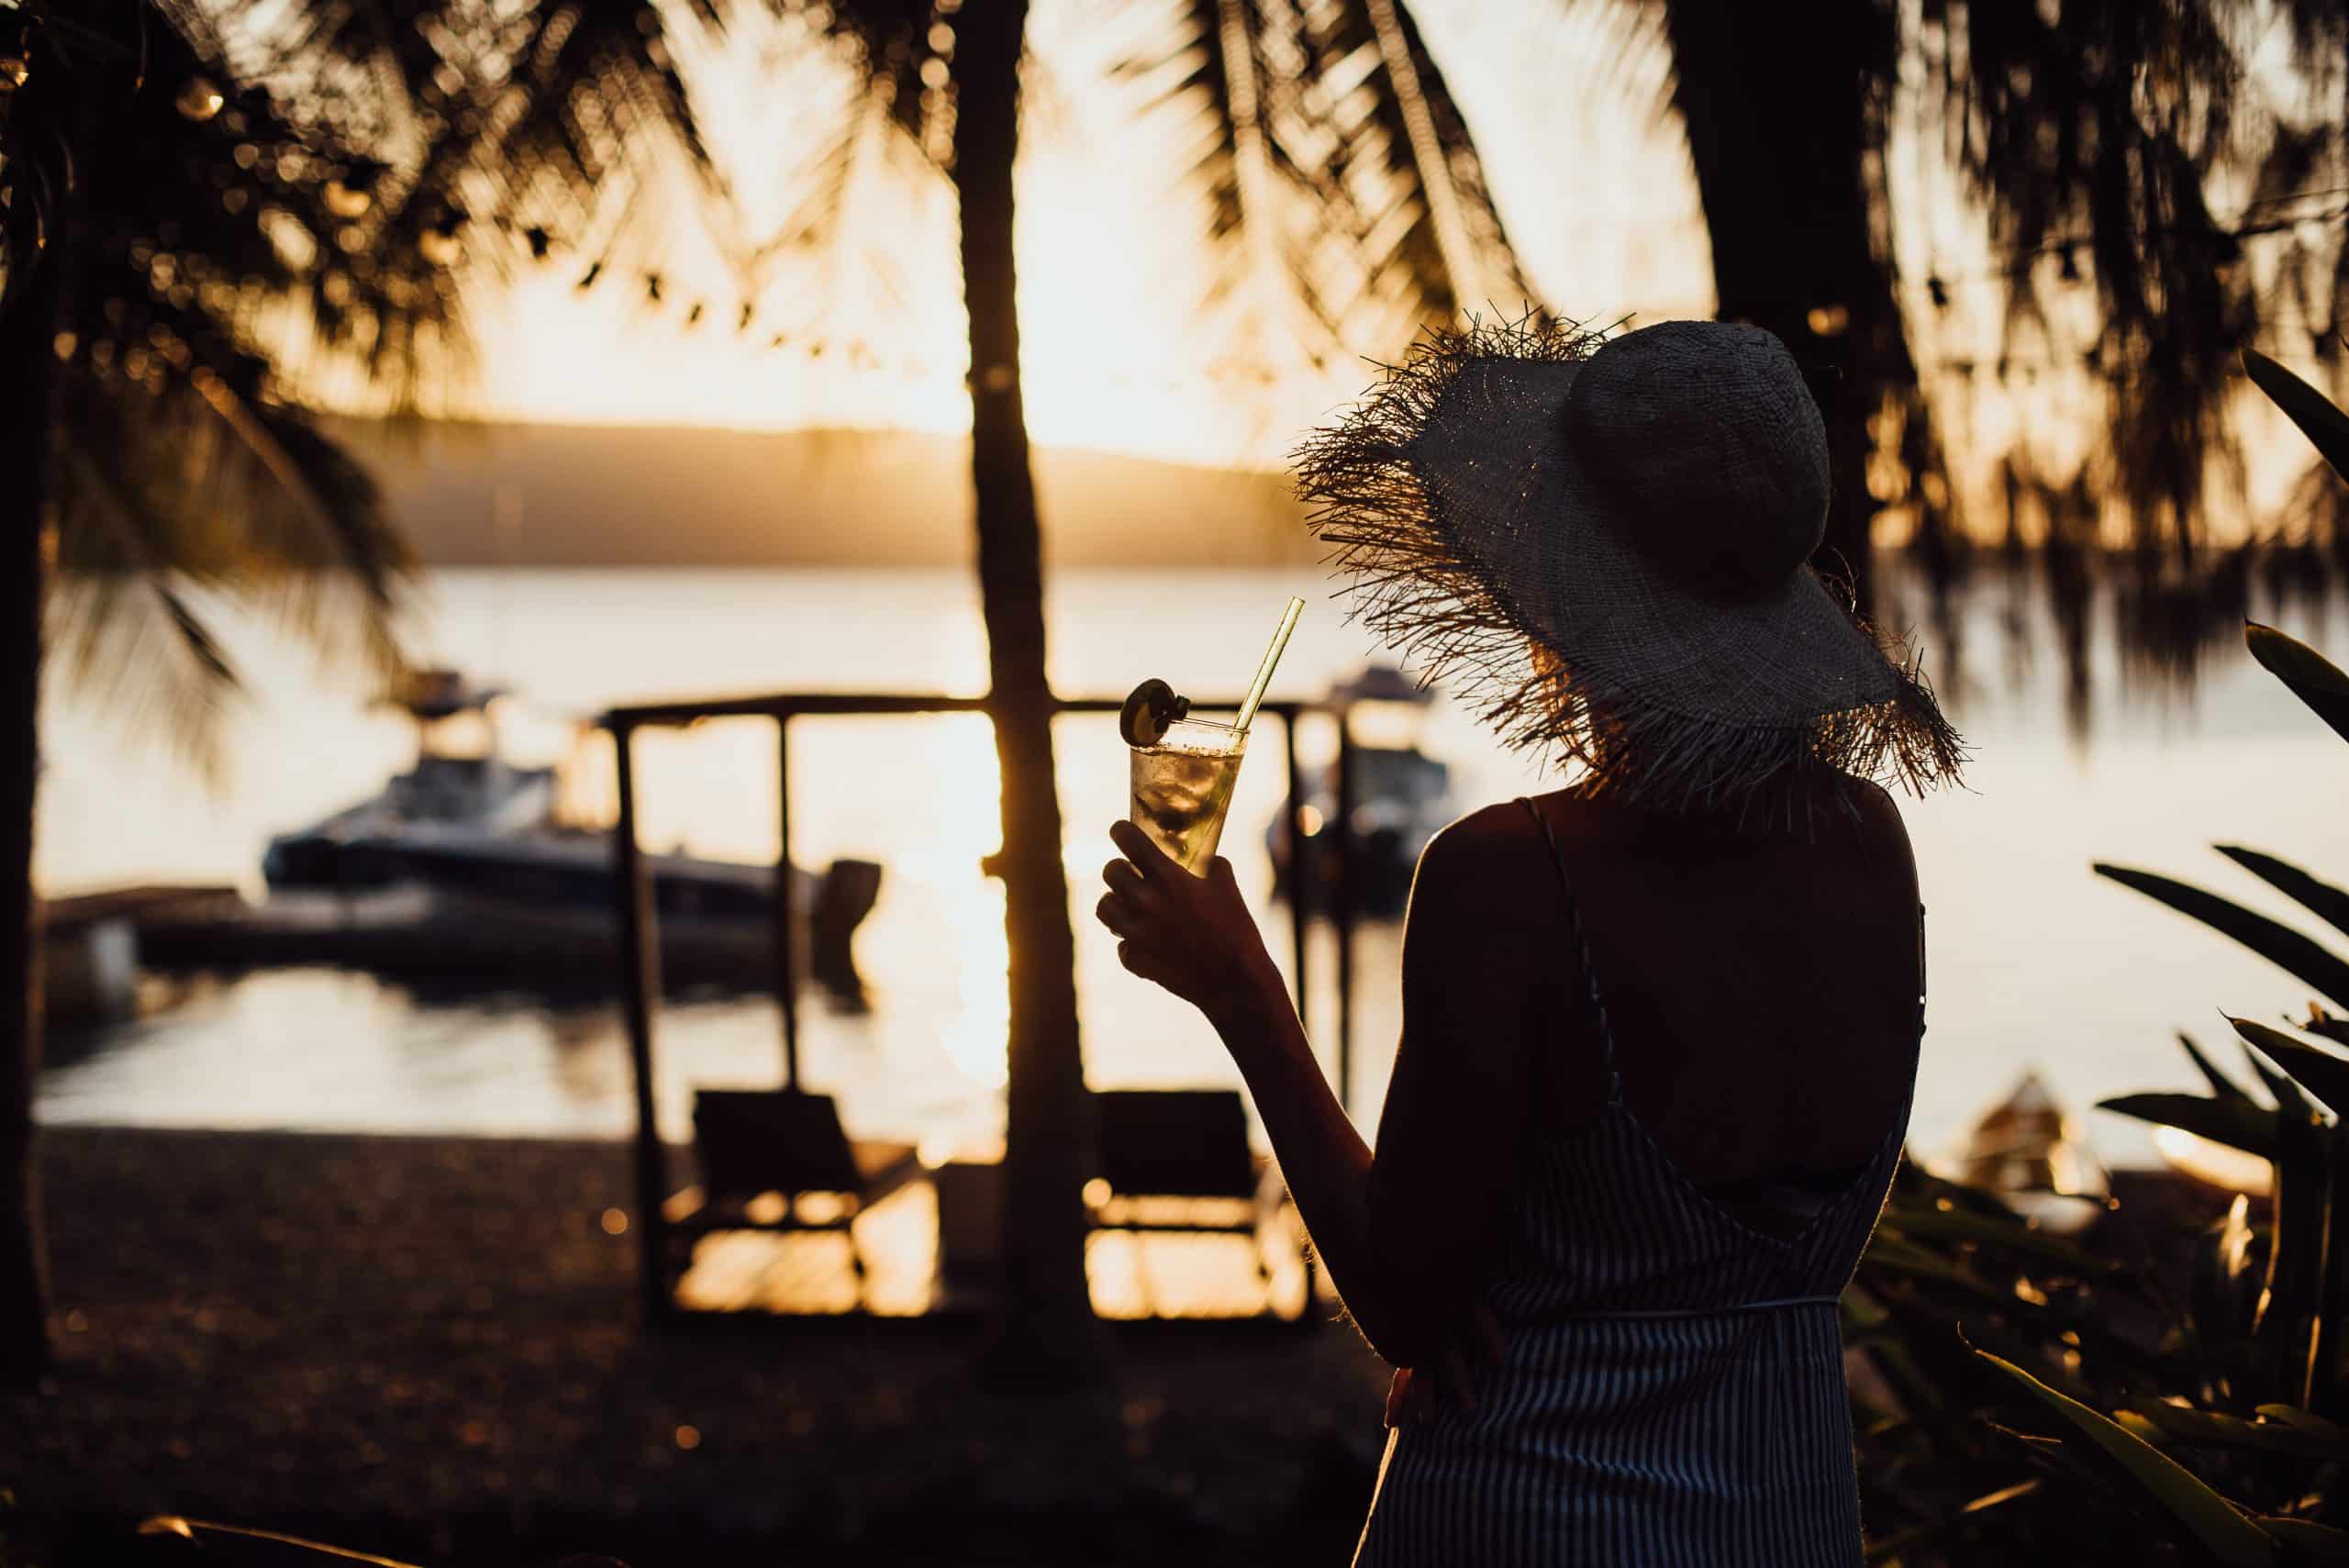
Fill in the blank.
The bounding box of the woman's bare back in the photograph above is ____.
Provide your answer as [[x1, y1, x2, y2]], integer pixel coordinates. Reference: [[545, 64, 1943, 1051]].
[[1502, 782, 1922, 1186]]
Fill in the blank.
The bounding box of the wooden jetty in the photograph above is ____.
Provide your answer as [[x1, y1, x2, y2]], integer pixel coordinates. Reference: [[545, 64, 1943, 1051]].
[[598, 688, 1367, 1329]]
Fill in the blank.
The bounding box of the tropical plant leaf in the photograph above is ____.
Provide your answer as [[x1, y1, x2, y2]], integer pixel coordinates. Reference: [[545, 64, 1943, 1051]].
[[2245, 623, 2349, 747], [2245, 348, 2349, 487], [2305, 1009, 2349, 1050], [2194, 1193, 2264, 1351], [1839, 1282, 1890, 1332], [1971, 1346, 2278, 1565], [1860, 1233, 2010, 1297], [2252, 1108, 2332, 1409], [1960, 1479, 2045, 1514], [2099, 1093, 2281, 1160], [2242, 1038, 2321, 1122], [2217, 848, 2349, 944], [2095, 862, 2349, 1012], [138, 1514, 422, 1564], [2232, 1018, 2349, 1118], [1878, 1203, 2125, 1273], [1860, 1480, 2044, 1563], [2254, 1403, 2349, 1442], [2180, 1030, 2263, 1104], [2118, 1397, 2349, 1458], [2256, 1518, 2349, 1563]]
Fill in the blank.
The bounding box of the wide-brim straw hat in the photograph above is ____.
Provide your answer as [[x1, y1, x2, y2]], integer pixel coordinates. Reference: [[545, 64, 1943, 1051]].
[[1292, 315, 1964, 817]]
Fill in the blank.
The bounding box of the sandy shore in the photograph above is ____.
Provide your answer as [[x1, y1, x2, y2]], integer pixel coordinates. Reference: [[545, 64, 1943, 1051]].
[[4, 1127, 1391, 1566]]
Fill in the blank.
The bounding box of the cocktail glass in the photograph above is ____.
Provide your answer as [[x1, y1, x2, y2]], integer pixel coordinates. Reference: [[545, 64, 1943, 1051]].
[[1128, 716, 1248, 874]]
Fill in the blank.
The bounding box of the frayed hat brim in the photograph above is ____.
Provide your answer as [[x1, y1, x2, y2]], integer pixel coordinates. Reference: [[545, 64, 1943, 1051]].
[[1291, 315, 1965, 815]]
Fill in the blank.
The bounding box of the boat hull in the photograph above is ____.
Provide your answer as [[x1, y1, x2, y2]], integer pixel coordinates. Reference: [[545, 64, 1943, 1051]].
[[139, 862, 880, 1000]]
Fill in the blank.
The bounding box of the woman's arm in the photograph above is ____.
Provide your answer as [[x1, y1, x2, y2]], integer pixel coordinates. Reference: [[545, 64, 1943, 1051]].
[[1098, 808, 1539, 1367]]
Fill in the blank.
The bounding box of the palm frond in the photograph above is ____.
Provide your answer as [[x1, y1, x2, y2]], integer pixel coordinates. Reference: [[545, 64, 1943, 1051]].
[[47, 573, 244, 785], [1921, 1, 2328, 560], [17, 0, 723, 772], [108, 0, 733, 413], [50, 345, 414, 775], [764, 0, 1545, 380], [1105, 0, 1540, 367]]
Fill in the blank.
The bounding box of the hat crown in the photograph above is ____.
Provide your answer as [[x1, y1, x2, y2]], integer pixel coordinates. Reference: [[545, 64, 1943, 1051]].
[[1563, 321, 1830, 594]]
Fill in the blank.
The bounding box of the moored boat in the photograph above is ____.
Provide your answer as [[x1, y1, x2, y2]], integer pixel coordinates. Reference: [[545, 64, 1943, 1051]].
[[1954, 1071, 2111, 1231], [1266, 665, 1455, 917], [256, 670, 878, 997]]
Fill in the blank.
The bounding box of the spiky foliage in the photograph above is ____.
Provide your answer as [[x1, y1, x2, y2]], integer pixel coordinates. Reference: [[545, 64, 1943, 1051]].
[[1837, 318, 2349, 1568]]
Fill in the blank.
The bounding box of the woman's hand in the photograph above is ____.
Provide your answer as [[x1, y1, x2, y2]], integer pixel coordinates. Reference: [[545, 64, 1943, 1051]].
[[1382, 1299, 1508, 1428], [1097, 819, 1283, 1021]]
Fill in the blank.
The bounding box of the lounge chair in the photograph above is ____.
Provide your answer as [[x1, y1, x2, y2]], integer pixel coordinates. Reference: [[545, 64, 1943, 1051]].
[[663, 1088, 922, 1282], [1087, 1088, 1289, 1287]]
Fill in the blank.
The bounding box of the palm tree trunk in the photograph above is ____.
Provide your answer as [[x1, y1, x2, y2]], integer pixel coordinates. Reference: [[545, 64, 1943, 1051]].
[[951, 0, 1104, 1377], [1661, 0, 1909, 612], [0, 227, 59, 1391]]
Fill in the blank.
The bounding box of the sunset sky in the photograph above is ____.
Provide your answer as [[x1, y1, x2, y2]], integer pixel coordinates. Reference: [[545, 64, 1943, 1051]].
[[457, 1, 1716, 466], [399, 0, 2332, 536]]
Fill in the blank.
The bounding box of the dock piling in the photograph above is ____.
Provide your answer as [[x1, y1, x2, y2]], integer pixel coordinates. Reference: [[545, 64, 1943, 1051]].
[[611, 721, 673, 1329], [775, 718, 800, 1091]]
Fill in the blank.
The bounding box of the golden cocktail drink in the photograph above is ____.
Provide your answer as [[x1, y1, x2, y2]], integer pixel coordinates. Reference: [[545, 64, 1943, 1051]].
[[1129, 717, 1247, 873]]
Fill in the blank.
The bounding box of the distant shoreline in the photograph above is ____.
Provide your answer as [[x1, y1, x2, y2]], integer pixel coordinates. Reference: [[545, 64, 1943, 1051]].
[[335, 418, 1323, 570]]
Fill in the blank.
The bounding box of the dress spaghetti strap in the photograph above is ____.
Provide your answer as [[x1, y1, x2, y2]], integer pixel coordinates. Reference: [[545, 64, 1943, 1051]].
[[1519, 795, 1621, 1105]]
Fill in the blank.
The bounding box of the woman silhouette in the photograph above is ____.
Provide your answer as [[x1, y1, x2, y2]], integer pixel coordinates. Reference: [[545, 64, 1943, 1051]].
[[1097, 317, 1963, 1565]]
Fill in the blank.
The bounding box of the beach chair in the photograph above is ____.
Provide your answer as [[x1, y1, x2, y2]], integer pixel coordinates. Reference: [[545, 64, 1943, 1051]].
[[1086, 1089, 1288, 1289], [663, 1088, 921, 1282]]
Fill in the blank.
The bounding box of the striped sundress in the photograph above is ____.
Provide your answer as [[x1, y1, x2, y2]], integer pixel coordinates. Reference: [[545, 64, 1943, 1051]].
[[1353, 799, 1919, 1566]]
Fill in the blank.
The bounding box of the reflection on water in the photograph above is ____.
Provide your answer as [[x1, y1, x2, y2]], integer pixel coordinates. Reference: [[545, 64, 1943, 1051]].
[[33, 562, 2349, 1169], [897, 716, 1014, 1091]]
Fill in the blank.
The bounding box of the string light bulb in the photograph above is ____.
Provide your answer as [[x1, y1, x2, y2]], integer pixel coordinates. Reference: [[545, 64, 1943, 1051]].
[[324, 179, 373, 219], [175, 76, 224, 122]]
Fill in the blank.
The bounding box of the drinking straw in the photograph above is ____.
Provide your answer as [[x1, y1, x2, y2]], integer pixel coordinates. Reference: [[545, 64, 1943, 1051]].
[[1234, 596, 1307, 735]]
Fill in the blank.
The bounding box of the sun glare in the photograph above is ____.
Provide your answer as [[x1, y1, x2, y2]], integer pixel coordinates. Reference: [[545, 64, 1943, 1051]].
[[896, 716, 1012, 1091], [459, 0, 1388, 469]]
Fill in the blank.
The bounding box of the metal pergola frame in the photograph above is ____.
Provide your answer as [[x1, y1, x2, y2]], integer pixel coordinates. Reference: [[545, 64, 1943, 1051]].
[[596, 691, 1362, 1325]]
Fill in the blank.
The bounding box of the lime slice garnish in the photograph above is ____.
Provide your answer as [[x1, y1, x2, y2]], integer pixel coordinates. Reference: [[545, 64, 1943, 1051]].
[[1119, 679, 1188, 747]]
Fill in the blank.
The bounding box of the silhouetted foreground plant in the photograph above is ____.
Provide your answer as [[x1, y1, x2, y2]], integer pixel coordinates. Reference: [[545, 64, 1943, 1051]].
[[134, 1516, 627, 1567], [1846, 350, 2349, 1564]]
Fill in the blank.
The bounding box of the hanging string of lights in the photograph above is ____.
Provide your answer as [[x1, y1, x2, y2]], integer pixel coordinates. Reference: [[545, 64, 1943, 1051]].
[[559, 188, 2349, 388]]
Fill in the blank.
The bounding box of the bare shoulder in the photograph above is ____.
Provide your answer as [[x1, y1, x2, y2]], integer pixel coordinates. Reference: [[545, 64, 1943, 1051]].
[[1408, 800, 1553, 917], [1838, 775, 1920, 893]]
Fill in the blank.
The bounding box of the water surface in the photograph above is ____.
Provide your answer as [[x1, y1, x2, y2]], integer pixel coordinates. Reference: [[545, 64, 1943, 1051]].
[[36, 565, 2348, 1169]]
